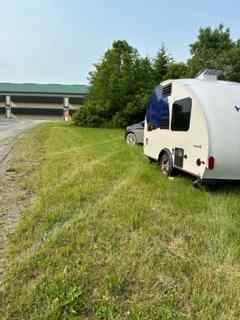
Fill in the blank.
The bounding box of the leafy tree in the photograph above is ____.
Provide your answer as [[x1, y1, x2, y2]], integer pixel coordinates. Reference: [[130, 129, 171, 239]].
[[74, 40, 154, 128], [110, 93, 150, 128], [74, 24, 240, 129], [187, 24, 234, 77], [222, 46, 240, 82], [108, 56, 156, 127], [87, 40, 139, 119], [134, 56, 155, 93], [164, 62, 188, 80]]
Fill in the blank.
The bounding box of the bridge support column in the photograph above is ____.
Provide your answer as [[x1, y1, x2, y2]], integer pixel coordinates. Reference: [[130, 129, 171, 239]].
[[5, 95, 12, 119], [5, 96, 12, 119], [63, 97, 70, 121]]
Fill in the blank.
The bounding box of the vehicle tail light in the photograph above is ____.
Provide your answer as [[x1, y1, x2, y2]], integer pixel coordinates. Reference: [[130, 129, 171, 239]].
[[208, 156, 215, 170]]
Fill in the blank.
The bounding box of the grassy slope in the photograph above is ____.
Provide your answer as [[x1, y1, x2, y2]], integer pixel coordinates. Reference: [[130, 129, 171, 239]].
[[1, 122, 240, 319]]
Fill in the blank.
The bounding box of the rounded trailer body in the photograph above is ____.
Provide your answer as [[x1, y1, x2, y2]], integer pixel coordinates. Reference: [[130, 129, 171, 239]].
[[144, 78, 240, 181]]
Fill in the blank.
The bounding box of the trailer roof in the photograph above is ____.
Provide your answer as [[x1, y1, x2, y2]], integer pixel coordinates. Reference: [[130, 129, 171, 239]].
[[163, 78, 240, 88]]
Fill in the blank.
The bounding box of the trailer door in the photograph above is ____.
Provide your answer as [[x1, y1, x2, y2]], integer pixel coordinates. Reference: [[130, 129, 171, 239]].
[[171, 97, 192, 169]]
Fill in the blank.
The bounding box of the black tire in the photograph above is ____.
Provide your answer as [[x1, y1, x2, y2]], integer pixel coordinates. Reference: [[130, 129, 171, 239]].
[[126, 132, 137, 145], [193, 178, 203, 189], [159, 151, 174, 176]]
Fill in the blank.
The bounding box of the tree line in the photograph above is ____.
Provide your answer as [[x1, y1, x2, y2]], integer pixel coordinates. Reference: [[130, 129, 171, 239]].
[[74, 25, 240, 128]]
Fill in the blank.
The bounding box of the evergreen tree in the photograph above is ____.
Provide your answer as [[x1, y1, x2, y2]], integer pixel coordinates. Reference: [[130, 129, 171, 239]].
[[153, 46, 172, 84]]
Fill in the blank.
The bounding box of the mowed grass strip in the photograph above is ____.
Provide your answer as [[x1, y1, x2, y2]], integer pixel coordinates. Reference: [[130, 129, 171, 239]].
[[1, 122, 240, 319]]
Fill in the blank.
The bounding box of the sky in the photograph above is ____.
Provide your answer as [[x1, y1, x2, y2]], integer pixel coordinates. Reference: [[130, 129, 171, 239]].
[[0, 0, 239, 85]]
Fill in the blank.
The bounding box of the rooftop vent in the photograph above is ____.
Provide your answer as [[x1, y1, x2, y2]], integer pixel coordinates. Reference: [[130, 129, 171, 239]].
[[196, 69, 223, 81]]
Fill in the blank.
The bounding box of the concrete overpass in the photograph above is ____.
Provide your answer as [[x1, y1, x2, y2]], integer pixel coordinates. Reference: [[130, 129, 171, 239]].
[[0, 83, 89, 120]]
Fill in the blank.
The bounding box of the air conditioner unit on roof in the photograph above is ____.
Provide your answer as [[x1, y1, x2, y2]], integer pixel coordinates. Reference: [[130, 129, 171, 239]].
[[196, 69, 223, 81]]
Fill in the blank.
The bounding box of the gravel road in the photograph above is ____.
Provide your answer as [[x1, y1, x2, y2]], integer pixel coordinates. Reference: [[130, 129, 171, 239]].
[[0, 119, 44, 285], [0, 118, 42, 144], [0, 119, 44, 172]]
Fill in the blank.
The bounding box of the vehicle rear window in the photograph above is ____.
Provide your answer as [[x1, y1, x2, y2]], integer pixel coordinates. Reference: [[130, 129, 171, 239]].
[[171, 98, 192, 131]]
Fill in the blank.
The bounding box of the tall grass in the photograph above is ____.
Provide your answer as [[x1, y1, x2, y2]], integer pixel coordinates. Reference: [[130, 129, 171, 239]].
[[1, 122, 240, 319]]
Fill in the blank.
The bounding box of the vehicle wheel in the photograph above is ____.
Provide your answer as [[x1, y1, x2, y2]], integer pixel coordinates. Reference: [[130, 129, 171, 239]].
[[126, 133, 137, 145], [193, 178, 203, 189], [159, 152, 174, 176]]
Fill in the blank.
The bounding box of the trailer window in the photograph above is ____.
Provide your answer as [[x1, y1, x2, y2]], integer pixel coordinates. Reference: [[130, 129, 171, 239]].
[[146, 86, 169, 131], [171, 98, 192, 131]]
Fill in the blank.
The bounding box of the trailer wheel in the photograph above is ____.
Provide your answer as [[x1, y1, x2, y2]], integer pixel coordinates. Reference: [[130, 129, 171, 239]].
[[159, 151, 174, 176], [193, 178, 203, 189]]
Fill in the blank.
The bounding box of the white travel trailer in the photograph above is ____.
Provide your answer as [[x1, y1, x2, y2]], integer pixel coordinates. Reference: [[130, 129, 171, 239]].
[[144, 70, 240, 184]]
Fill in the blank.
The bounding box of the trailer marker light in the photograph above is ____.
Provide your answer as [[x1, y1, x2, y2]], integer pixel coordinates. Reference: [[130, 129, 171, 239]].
[[208, 156, 215, 170]]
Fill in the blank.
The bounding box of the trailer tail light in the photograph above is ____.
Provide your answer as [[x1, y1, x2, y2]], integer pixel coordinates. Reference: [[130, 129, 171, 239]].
[[208, 156, 215, 170]]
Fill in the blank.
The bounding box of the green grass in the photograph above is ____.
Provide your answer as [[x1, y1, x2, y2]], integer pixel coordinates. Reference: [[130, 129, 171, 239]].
[[1, 122, 240, 319]]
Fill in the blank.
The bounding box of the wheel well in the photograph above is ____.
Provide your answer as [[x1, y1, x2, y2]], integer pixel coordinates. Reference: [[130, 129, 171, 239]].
[[158, 148, 172, 161], [125, 131, 136, 137]]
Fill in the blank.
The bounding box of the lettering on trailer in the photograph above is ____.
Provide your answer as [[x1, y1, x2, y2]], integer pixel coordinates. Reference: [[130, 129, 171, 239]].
[[235, 105, 240, 112]]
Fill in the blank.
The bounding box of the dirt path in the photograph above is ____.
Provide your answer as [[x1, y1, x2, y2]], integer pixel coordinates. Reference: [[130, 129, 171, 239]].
[[0, 119, 43, 285]]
